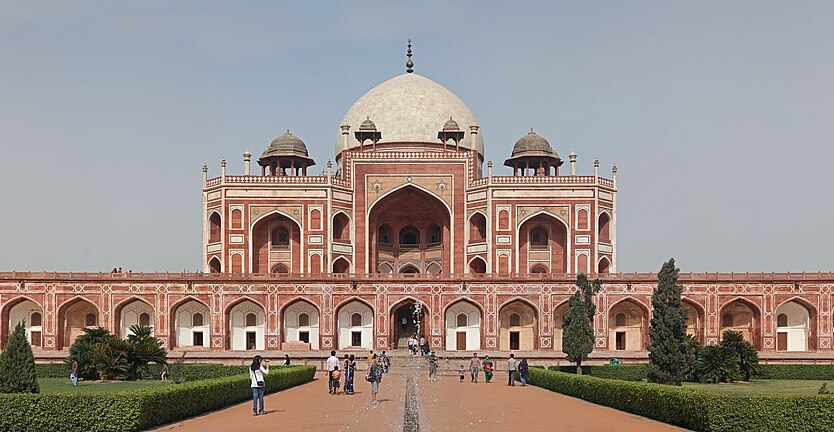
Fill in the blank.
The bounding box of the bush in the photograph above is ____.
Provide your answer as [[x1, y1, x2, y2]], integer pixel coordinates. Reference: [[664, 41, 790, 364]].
[[34, 362, 258, 381], [529, 368, 834, 432], [757, 364, 834, 380], [550, 364, 648, 381], [0, 365, 316, 432]]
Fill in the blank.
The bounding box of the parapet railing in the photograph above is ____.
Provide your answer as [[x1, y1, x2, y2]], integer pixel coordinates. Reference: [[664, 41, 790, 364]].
[[205, 175, 615, 189], [1, 271, 832, 283]]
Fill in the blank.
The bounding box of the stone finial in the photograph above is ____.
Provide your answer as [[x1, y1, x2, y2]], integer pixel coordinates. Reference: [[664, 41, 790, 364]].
[[569, 150, 577, 176], [612, 164, 618, 175], [327, 160, 333, 177], [221, 159, 227, 167], [487, 160, 493, 178], [202, 163, 208, 173], [593, 158, 599, 167], [406, 39, 414, 73], [340, 124, 350, 134], [593, 158, 599, 178], [243, 150, 252, 176]]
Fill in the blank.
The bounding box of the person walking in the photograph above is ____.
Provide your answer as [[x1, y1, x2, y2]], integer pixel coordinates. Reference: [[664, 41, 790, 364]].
[[469, 353, 480, 382], [506, 354, 517, 386], [344, 354, 356, 395], [427, 351, 438, 381], [381, 350, 390, 373], [70, 360, 79, 387], [326, 351, 339, 394], [283, 354, 291, 366], [482, 355, 494, 383], [518, 357, 529, 386], [368, 354, 383, 405], [249, 355, 270, 416]]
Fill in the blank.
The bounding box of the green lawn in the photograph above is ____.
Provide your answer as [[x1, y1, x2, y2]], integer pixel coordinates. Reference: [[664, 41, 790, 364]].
[[683, 379, 832, 395], [38, 378, 169, 394]]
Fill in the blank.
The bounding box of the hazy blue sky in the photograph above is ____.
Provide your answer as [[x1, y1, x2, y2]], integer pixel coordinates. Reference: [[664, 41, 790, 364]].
[[1, 1, 832, 273]]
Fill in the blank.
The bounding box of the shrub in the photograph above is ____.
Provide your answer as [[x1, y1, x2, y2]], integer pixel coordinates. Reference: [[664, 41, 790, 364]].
[[66, 327, 117, 379], [529, 367, 834, 432], [550, 364, 648, 381], [0, 321, 39, 393], [721, 330, 759, 381], [694, 344, 739, 383], [0, 365, 316, 432], [757, 364, 834, 380]]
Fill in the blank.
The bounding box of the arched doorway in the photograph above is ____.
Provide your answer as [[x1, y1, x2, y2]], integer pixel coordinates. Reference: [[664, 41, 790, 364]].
[[1, 298, 43, 349], [116, 299, 154, 339], [608, 299, 648, 351], [444, 300, 481, 351], [369, 186, 451, 274], [171, 299, 210, 348], [498, 300, 537, 350], [336, 300, 373, 349], [282, 300, 320, 350], [208, 257, 221, 273], [227, 299, 265, 351], [553, 300, 570, 352], [332, 257, 350, 274], [519, 213, 568, 273], [775, 300, 815, 352], [251, 212, 302, 273], [598, 257, 611, 275], [390, 299, 429, 350], [469, 257, 487, 274], [57, 298, 98, 349], [719, 299, 761, 349]]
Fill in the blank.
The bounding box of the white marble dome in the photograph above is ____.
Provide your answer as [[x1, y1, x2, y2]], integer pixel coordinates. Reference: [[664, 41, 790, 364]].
[[337, 73, 484, 157]]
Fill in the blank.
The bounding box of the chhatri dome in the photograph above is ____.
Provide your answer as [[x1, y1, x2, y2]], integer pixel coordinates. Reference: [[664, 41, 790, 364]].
[[336, 41, 483, 158]]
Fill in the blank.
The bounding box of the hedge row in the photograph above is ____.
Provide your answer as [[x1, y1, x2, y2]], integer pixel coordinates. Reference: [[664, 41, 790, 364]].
[[1, 365, 316, 432], [529, 368, 834, 432], [549, 364, 648, 381], [35, 363, 252, 380]]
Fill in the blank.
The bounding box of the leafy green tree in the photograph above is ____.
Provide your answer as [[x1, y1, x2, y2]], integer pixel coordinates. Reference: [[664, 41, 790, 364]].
[[721, 330, 759, 381], [684, 334, 702, 381], [0, 321, 39, 393], [575, 273, 601, 321], [125, 325, 167, 380], [90, 338, 131, 380], [170, 352, 187, 384], [694, 344, 739, 383], [562, 293, 594, 374], [66, 327, 117, 379], [647, 259, 693, 385]]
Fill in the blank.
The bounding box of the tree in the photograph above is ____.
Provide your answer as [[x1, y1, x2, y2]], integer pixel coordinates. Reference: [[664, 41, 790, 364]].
[[694, 344, 739, 383], [575, 273, 601, 321], [0, 321, 40, 393], [90, 338, 131, 380], [562, 293, 594, 374], [125, 325, 167, 380], [647, 258, 693, 385], [721, 330, 759, 381], [67, 327, 117, 379]]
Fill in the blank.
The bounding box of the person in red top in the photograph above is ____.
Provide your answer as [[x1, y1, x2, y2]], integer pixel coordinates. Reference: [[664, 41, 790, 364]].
[[469, 353, 480, 382]]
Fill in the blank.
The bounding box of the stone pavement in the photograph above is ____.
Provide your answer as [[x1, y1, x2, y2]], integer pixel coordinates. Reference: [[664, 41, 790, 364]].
[[150, 370, 687, 432]]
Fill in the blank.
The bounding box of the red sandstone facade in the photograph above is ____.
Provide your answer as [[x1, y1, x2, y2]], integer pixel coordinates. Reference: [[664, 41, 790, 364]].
[[1, 66, 830, 359]]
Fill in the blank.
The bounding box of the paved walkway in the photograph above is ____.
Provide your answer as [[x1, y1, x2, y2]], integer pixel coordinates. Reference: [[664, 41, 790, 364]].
[[151, 371, 687, 432]]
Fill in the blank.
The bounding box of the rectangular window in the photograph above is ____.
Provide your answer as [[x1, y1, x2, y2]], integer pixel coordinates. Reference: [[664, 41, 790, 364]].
[[246, 332, 256, 350], [351, 331, 362, 347], [193, 331, 204, 347], [30, 331, 41, 347], [299, 331, 310, 344]]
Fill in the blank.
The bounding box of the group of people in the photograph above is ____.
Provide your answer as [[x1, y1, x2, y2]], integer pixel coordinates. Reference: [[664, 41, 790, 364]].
[[407, 335, 430, 357], [464, 353, 529, 386], [326, 350, 390, 404]]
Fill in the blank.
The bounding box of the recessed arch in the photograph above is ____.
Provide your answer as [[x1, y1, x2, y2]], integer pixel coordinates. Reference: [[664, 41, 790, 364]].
[[399, 264, 420, 274], [208, 257, 222, 273], [607, 297, 650, 351], [225, 297, 266, 350], [332, 211, 350, 241], [389, 296, 430, 349], [444, 298, 482, 351], [597, 256, 611, 274], [1, 296, 44, 349], [774, 297, 817, 351], [468, 211, 487, 243], [468, 256, 487, 274], [335, 297, 375, 349], [249, 209, 303, 274], [552, 298, 571, 352], [208, 211, 222, 244], [56, 296, 100, 350], [114, 297, 155, 339], [366, 183, 452, 215], [681, 297, 706, 344], [168, 296, 211, 349], [332, 257, 351, 273], [497, 297, 538, 350], [598, 211, 612, 243], [517, 210, 569, 274], [718, 297, 762, 349]]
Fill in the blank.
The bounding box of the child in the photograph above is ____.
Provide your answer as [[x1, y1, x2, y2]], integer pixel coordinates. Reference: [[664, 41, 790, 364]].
[[459, 365, 465, 382], [330, 366, 342, 394]]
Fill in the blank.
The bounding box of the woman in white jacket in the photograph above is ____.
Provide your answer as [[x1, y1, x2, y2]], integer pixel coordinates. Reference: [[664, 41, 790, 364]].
[[249, 355, 270, 416]]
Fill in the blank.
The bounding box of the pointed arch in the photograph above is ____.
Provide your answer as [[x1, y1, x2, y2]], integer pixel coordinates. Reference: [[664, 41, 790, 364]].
[[335, 297, 375, 349], [249, 209, 303, 274], [718, 297, 762, 349], [681, 297, 705, 344], [468, 256, 487, 274], [444, 298, 483, 351], [1, 296, 44, 349], [332, 211, 351, 241], [517, 209, 570, 275], [208, 210, 222, 244], [607, 297, 650, 351], [389, 296, 430, 350], [366, 183, 452, 215], [281, 298, 321, 350], [598, 210, 611, 243], [113, 296, 155, 339], [208, 257, 222, 273], [597, 256, 611, 275], [332, 256, 351, 273], [225, 297, 266, 350], [168, 296, 211, 349], [468, 211, 487, 243], [56, 296, 100, 350], [497, 297, 539, 350], [774, 296, 817, 351]]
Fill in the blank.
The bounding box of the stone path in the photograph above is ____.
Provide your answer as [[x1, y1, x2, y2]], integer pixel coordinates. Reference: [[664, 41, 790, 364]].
[[150, 370, 687, 432]]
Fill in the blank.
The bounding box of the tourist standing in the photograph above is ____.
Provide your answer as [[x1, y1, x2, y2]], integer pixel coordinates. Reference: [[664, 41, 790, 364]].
[[469, 353, 480, 382], [283, 354, 291, 366], [419, 337, 426, 357], [518, 358, 529, 386], [249, 355, 270, 416], [344, 354, 356, 395], [367, 350, 374, 369], [506, 354, 517, 386], [326, 351, 339, 394], [160, 364, 169, 382], [330, 366, 342, 394], [70, 360, 79, 387], [427, 351, 438, 381], [368, 354, 383, 405], [482, 355, 494, 383]]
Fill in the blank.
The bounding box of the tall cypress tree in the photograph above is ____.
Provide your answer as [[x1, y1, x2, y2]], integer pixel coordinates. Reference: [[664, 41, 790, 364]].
[[576, 273, 601, 321], [563, 293, 594, 374], [0, 321, 40, 393], [647, 258, 692, 385]]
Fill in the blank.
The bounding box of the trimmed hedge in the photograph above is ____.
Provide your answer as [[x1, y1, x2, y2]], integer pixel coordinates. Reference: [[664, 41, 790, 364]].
[[549, 364, 648, 381], [1, 365, 316, 432], [757, 364, 834, 380], [36, 363, 254, 381], [529, 368, 834, 432]]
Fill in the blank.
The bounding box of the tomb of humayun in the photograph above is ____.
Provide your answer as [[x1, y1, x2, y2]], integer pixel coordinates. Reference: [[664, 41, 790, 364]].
[[3, 43, 832, 362]]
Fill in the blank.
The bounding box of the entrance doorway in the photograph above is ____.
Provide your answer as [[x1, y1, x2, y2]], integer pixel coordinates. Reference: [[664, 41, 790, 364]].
[[777, 332, 788, 351], [391, 302, 427, 349], [351, 331, 362, 347], [456, 332, 466, 350], [509, 331, 520, 350], [616, 332, 626, 350], [299, 331, 310, 344], [246, 332, 256, 350]]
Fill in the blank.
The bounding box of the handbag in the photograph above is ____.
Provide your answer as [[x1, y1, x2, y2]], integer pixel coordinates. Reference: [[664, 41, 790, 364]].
[[257, 380, 265, 387]]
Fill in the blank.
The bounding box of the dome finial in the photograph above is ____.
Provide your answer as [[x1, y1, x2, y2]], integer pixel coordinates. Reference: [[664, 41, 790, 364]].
[[406, 38, 414, 73]]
